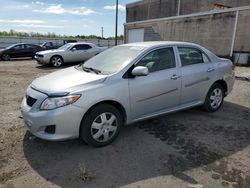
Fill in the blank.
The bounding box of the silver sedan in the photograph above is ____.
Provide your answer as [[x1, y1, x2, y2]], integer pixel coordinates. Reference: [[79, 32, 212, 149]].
[[21, 41, 235, 147], [35, 42, 107, 67]]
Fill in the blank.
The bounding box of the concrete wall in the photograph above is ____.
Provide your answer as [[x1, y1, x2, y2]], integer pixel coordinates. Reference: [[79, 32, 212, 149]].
[[125, 0, 250, 57], [127, 0, 178, 22], [126, 0, 250, 22], [125, 12, 237, 56], [234, 9, 250, 53], [0, 36, 124, 49], [180, 0, 250, 15]]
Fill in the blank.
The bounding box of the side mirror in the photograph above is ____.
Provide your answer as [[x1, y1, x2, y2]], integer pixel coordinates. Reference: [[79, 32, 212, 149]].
[[71, 48, 76, 51], [131, 66, 149, 76]]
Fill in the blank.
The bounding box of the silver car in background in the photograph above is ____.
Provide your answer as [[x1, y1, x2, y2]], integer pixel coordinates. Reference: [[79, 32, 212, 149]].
[[35, 42, 107, 67], [21, 41, 235, 147]]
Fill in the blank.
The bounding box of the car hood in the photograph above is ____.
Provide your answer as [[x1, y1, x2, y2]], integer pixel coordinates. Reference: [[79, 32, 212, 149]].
[[31, 66, 107, 95], [37, 49, 65, 55]]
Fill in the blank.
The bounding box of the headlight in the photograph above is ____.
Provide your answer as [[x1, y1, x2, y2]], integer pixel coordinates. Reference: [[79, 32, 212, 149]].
[[40, 95, 81, 110]]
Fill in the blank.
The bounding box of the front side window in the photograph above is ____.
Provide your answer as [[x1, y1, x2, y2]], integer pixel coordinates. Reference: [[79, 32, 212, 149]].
[[73, 44, 92, 50], [178, 47, 207, 66], [13, 45, 24, 50], [136, 47, 176, 72]]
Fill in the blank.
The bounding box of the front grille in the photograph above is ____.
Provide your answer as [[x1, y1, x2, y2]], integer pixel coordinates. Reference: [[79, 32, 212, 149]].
[[26, 96, 37, 107], [36, 54, 44, 58], [45, 125, 56, 134]]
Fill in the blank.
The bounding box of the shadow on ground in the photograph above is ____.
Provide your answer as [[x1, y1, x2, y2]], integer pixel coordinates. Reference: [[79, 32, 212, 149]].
[[35, 62, 84, 70], [23, 101, 250, 188]]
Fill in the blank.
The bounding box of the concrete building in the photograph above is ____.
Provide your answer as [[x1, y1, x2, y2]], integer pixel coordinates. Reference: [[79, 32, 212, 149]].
[[125, 0, 250, 62]]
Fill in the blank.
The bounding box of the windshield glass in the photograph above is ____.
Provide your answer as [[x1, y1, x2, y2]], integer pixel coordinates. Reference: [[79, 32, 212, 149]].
[[81, 45, 146, 74], [58, 43, 73, 50], [6, 44, 17, 49]]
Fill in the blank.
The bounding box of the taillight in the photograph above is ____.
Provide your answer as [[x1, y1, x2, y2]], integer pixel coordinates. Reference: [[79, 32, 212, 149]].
[[231, 64, 236, 76]]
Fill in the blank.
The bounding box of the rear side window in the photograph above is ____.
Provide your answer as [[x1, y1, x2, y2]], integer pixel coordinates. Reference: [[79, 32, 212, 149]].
[[178, 47, 208, 66], [25, 44, 37, 49], [136, 47, 176, 72]]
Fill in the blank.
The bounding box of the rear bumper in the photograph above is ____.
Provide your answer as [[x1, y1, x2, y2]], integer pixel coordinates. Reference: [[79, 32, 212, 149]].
[[226, 76, 235, 96]]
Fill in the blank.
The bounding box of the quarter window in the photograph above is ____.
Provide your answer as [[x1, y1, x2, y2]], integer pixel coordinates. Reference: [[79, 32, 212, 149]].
[[136, 48, 176, 72], [178, 47, 206, 66]]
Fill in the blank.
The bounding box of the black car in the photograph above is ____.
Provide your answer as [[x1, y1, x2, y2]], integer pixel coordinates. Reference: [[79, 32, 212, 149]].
[[40, 42, 63, 50], [0, 43, 44, 61]]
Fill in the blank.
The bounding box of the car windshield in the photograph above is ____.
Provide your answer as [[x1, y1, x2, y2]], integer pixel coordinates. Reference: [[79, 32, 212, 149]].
[[6, 44, 17, 49], [80, 45, 146, 74], [58, 43, 73, 50]]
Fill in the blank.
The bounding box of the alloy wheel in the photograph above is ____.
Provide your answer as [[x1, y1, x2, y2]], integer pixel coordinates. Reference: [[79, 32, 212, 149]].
[[51, 56, 62, 67], [210, 88, 223, 109], [2, 54, 10, 61]]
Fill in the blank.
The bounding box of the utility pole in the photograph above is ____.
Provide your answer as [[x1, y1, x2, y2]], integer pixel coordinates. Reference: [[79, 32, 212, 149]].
[[115, 0, 118, 45], [101, 27, 104, 38]]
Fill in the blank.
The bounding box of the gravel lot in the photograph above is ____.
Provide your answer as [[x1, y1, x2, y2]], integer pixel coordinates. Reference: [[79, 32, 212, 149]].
[[0, 60, 250, 188]]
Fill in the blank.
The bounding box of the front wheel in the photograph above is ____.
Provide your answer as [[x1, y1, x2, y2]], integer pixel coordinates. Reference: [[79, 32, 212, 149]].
[[50, 56, 63, 67], [2, 54, 10, 61], [80, 104, 123, 147], [203, 83, 224, 112]]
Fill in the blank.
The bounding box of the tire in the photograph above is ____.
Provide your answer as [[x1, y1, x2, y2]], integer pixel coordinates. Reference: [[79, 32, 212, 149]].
[[203, 83, 225, 112], [50, 55, 63, 67], [2, 54, 10, 61], [80, 104, 123, 147]]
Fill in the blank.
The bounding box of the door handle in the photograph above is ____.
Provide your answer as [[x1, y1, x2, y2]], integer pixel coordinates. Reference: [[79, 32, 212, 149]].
[[207, 68, 215, 72], [171, 74, 181, 80]]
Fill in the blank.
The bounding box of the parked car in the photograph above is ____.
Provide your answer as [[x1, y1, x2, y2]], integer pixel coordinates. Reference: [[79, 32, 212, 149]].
[[35, 42, 107, 67], [63, 39, 77, 44], [40, 42, 62, 50], [0, 43, 44, 61], [21, 41, 235, 147]]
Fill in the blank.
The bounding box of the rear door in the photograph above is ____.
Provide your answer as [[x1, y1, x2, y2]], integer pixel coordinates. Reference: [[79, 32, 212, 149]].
[[177, 46, 216, 105], [128, 47, 182, 120]]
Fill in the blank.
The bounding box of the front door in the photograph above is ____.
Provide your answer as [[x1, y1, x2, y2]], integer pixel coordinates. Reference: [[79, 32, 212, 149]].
[[129, 47, 182, 120], [10, 44, 26, 58]]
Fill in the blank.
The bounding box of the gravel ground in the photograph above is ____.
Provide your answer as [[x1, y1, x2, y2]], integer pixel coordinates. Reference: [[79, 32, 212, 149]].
[[0, 60, 250, 188]]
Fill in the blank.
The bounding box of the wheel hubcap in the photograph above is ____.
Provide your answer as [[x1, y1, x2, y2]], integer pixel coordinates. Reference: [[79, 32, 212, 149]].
[[210, 88, 223, 109], [3, 54, 10, 60], [52, 57, 62, 67], [91, 112, 118, 142]]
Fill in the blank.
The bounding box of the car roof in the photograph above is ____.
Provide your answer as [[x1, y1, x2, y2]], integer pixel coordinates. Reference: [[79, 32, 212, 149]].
[[11, 43, 40, 46], [67, 42, 94, 45], [122, 41, 201, 48]]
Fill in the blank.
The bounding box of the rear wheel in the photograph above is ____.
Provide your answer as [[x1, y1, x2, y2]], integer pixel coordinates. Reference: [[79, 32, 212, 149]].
[[2, 54, 10, 61], [80, 104, 123, 147], [50, 56, 63, 67], [203, 83, 224, 112]]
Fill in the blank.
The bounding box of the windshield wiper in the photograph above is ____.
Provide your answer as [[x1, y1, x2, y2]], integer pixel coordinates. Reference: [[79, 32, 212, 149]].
[[82, 66, 101, 74]]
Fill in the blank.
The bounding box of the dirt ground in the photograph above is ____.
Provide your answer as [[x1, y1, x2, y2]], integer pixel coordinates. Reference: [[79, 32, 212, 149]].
[[0, 60, 250, 188]]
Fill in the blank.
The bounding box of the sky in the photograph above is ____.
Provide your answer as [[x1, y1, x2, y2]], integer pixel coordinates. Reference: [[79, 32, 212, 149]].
[[0, 0, 137, 37]]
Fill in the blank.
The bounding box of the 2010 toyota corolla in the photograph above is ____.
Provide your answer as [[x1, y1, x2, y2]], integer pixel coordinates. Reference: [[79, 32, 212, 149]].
[[21, 41, 235, 147]]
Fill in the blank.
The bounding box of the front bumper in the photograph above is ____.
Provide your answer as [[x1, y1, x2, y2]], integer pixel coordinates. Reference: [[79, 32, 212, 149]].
[[21, 87, 86, 141], [35, 56, 49, 65]]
